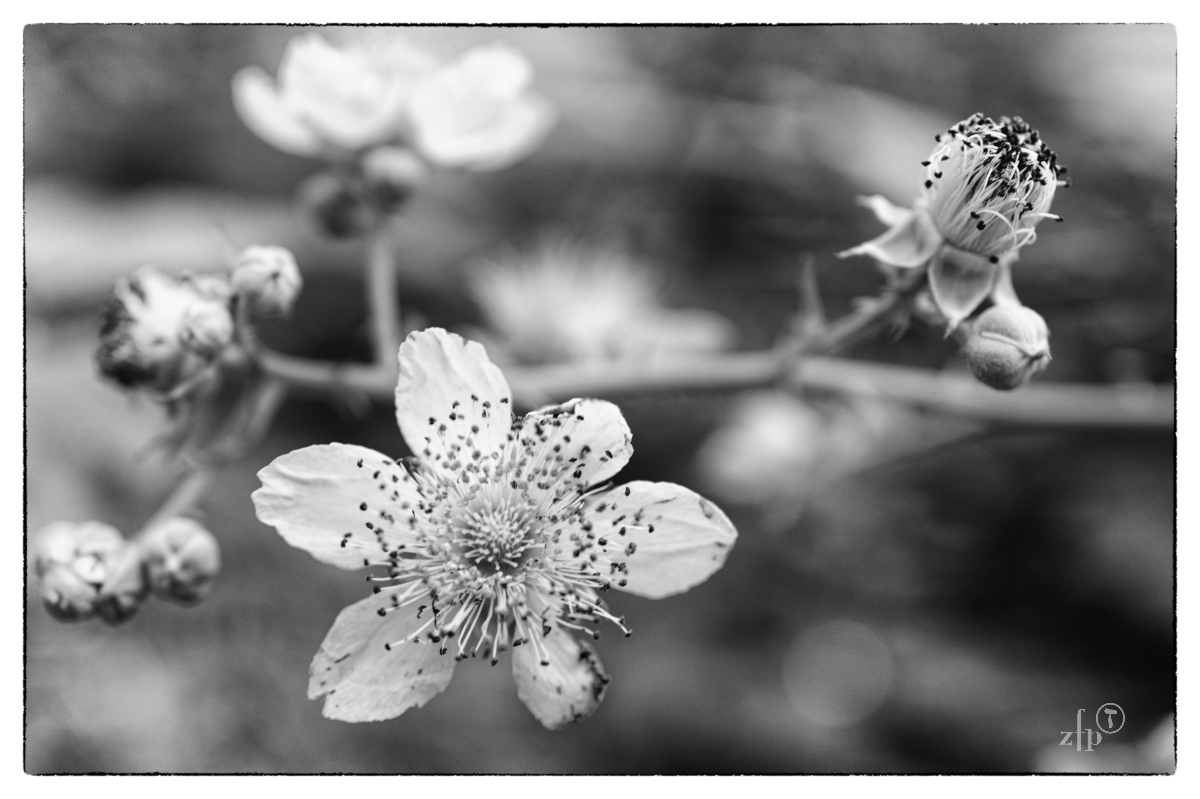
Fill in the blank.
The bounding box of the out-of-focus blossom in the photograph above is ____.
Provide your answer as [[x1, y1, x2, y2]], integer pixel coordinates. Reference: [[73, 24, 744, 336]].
[[962, 304, 1051, 390], [408, 43, 558, 171], [697, 391, 969, 527], [839, 114, 1067, 328], [232, 33, 433, 157], [95, 266, 232, 397], [782, 619, 895, 728], [32, 521, 147, 623], [253, 328, 736, 728], [140, 517, 222, 605], [234, 33, 555, 171], [469, 240, 736, 365], [231, 245, 303, 317]]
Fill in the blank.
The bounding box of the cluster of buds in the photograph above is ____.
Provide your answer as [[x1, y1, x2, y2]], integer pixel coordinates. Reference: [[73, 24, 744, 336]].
[[96, 246, 300, 402], [839, 113, 1067, 390], [232, 32, 557, 237], [31, 517, 221, 624]]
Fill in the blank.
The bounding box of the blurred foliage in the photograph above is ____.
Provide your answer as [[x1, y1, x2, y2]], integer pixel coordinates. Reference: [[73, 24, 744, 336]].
[[24, 24, 1175, 773]]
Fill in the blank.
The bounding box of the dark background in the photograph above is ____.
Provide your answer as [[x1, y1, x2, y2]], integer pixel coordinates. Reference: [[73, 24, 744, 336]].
[[24, 24, 1175, 773]]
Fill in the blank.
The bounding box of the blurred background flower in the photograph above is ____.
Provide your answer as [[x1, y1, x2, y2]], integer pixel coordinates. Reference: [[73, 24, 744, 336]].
[[466, 236, 736, 365], [25, 24, 1174, 773]]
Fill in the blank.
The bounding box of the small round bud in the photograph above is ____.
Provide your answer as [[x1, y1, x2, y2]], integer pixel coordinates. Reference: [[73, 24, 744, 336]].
[[140, 517, 221, 605], [232, 245, 303, 316], [180, 300, 235, 357], [296, 170, 372, 239], [362, 146, 429, 212], [95, 544, 151, 625], [963, 304, 1051, 390], [32, 521, 147, 623]]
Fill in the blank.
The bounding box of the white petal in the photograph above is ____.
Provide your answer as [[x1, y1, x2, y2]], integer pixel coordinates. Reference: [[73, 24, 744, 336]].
[[857, 194, 915, 227], [456, 43, 534, 98], [309, 591, 456, 722], [253, 443, 426, 570], [414, 93, 557, 171], [928, 246, 998, 331], [837, 204, 943, 268], [511, 588, 609, 729], [231, 66, 323, 156], [514, 398, 633, 505], [586, 481, 737, 599], [395, 329, 514, 478]]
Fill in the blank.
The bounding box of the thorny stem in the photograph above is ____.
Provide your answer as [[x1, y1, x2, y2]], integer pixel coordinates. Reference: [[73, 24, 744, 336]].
[[250, 252, 1172, 431], [257, 345, 1173, 431], [366, 221, 402, 368]]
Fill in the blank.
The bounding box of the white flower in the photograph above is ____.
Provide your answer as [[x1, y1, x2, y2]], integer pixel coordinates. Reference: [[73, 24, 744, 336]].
[[408, 43, 558, 171], [233, 34, 556, 171], [96, 266, 233, 396], [232, 245, 303, 316], [232, 33, 433, 157], [838, 114, 1067, 329], [253, 328, 737, 728], [470, 240, 736, 365]]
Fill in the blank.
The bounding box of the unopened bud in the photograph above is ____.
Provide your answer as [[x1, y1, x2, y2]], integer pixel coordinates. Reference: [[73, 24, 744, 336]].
[[963, 304, 1051, 390], [180, 300, 235, 357], [232, 245, 303, 316], [96, 266, 231, 394], [362, 146, 428, 212], [296, 169, 371, 239], [140, 517, 221, 605], [95, 544, 150, 624], [32, 521, 147, 623]]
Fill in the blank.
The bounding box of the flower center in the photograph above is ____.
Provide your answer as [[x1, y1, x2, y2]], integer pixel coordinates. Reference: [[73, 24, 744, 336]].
[[451, 493, 542, 574]]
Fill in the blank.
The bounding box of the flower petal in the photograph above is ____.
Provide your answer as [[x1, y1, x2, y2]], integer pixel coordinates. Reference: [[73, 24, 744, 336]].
[[231, 66, 323, 156], [414, 93, 558, 171], [837, 203, 943, 268], [514, 398, 633, 503], [928, 245, 998, 331], [395, 329, 514, 478], [856, 194, 914, 227], [586, 480, 737, 599], [511, 588, 609, 729], [253, 443, 426, 570], [309, 590, 456, 722]]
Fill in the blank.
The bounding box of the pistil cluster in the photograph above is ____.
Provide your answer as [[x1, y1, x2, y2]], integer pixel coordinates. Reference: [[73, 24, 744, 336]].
[[923, 112, 1068, 258]]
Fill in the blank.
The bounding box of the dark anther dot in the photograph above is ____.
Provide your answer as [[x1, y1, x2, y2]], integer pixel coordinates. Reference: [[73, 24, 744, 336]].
[[360, 502, 368, 511]]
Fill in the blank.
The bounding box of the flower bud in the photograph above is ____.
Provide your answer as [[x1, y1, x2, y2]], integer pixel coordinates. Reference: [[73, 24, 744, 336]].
[[963, 304, 1051, 390], [140, 517, 221, 605], [923, 113, 1067, 259], [180, 299, 235, 357], [296, 169, 372, 239], [362, 146, 429, 212], [95, 544, 150, 625], [96, 267, 231, 394], [32, 521, 147, 623], [232, 245, 303, 316]]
